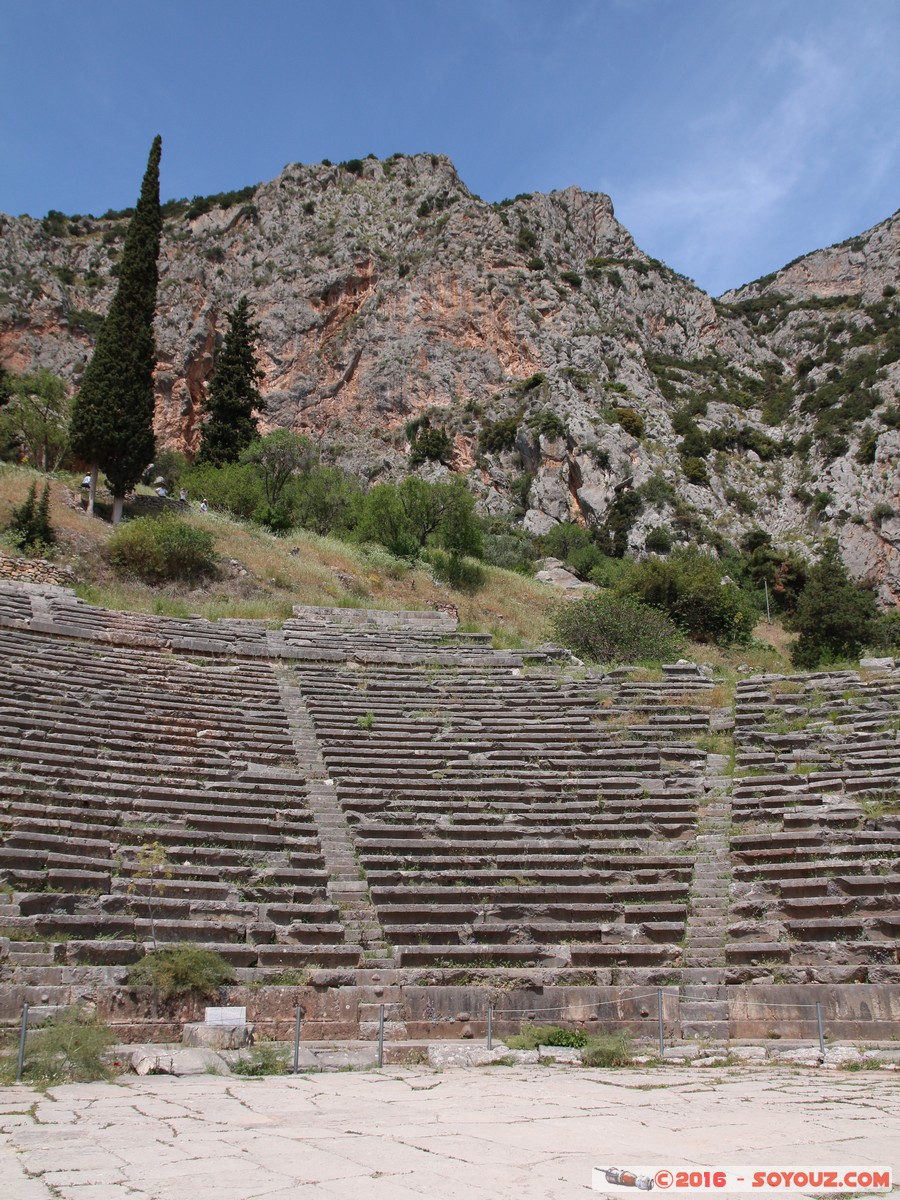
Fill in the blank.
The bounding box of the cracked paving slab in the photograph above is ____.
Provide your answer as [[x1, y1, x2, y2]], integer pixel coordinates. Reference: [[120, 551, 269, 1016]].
[[0, 1066, 897, 1200]]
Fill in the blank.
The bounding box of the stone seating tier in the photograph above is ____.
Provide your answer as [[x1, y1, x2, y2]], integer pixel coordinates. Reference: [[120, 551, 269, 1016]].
[[1, 589, 897, 998]]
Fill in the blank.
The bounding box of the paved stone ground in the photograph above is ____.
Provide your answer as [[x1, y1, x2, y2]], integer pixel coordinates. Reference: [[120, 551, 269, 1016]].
[[0, 1066, 897, 1200]]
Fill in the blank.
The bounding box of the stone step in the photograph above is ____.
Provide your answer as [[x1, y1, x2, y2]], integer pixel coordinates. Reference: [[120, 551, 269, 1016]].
[[680, 1002, 729, 1021], [682, 1020, 730, 1039]]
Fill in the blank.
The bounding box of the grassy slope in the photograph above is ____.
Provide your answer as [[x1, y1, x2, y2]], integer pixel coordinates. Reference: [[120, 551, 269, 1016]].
[[0, 465, 795, 671], [0, 466, 558, 648]]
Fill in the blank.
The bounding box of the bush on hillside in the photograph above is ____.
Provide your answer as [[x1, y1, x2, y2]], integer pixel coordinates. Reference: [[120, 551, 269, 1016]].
[[6, 480, 55, 553], [293, 466, 364, 536], [426, 547, 486, 593], [480, 519, 536, 574], [535, 522, 617, 581], [357, 476, 482, 560], [183, 461, 264, 519], [551, 592, 684, 664], [409, 425, 452, 466], [619, 547, 756, 645], [106, 514, 217, 584]]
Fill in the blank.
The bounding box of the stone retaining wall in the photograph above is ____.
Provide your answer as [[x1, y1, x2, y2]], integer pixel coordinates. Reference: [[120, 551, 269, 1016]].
[[0, 553, 74, 587], [3, 982, 895, 1044]]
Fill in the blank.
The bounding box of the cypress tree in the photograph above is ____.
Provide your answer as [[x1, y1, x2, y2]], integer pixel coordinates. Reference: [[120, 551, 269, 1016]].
[[196, 296, 265, 466], [0, 365, 12, 408], [70, 136, 162, 522]]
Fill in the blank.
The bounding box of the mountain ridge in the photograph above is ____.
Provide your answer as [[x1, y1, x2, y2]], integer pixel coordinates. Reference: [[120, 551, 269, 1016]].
[[1, 153, 898, 601]]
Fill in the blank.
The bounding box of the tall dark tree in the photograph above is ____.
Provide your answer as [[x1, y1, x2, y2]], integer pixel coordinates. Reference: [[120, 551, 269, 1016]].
[[70, 136, 162, 522], [0, 365, 13, 408], [197, 296, 265, 466], [789, 539, 879, 668]]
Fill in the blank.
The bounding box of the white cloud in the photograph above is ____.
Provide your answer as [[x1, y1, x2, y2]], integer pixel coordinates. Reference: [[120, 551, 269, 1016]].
[[613, 11, 900, 292]]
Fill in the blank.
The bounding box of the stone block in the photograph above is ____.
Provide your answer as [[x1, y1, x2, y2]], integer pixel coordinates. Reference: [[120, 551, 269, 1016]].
[[427, 1044, 524, 1068], [131, 1047, 231, 1075], [182, 1022, 253, 1050]]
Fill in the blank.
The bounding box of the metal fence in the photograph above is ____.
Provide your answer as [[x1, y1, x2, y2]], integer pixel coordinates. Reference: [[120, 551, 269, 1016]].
[[12, 991, 846, 1081]]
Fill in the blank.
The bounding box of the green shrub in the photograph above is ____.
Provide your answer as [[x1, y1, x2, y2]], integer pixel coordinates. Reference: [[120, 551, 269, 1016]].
[[293, 466, 364, 536], [427, 549, 486, 593], [611, 407, 644, 439], [552, 592, 684, 664], [480, 521, 536, 573], [639, 472, 676, 510], [559, 270, 582, 289], [620, 547, 756, 645], [184, 461, 264, 519], [7, 481, 55, 553], [872, 611, 900, 653], [581, 1031, 633, 1067], [514, 371, 547, 393], [409, 425, 452, 466], [529, 410, 566, 440], [597, 490, 644, 558], [516, 224, 538, 253], [106, 515, 217, 584], [788, 539, 879, 668], [358, 476, 481, 560], [506, 1024, 588, 1050], [871, 502, 894, 526], [126, 944, 235, 1002], [232, 1042, 289, 1076], [681, 456, 710, 486], [252, 503, 293, 533], [677, 422, 710, 458], [151, 449, 188, 492], [644, 525, 673, 553], [0, 1006, 114, 1086], [478, 416, 520, 454], [856, 425, 878, 464], [537, 521, 594, 562]]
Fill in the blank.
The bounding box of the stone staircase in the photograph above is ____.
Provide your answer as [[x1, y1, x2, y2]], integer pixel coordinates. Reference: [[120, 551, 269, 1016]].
[[275, 668, 393, 968], [679, 752, 733, 1038]]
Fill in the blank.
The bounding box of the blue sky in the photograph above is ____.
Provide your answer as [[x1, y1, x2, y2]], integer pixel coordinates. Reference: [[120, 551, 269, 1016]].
[[2, 0, 898, 295]]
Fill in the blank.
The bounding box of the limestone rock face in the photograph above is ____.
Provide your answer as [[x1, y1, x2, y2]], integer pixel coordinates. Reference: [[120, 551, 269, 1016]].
[[1, 158, 898, 597]]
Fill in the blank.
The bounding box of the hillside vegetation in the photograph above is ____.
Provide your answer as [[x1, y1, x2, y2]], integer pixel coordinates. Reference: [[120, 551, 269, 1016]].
[[0, 465, 557, 649], [6, 462, 895, 679], [2, 156, 897, 603]]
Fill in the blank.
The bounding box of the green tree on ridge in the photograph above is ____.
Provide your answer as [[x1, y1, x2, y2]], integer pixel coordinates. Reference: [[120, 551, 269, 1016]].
[[70, 136, 162, 523], [197, 296, 265, 466]]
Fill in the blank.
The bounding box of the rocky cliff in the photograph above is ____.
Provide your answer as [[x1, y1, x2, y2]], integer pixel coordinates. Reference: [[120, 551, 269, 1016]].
[[1, 155, 898, 598]]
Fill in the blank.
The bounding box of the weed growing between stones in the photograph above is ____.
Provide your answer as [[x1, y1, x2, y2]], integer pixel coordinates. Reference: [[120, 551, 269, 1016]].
[[0, 1007, 115, 1086], [580, 1031, 635, 1067], [126, 944, 235, 1002], [506, 1025, 589, 1050], [231, 1042, 289, 1076], [247, 968, 315, 988]]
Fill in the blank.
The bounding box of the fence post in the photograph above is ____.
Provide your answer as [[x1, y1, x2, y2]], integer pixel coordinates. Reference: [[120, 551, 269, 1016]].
[[377, 1004, 384, 1068], [657, 989, 665, 1057], [816, 1001, 825, 1056], [16, 1002, 29, 1083], [487, 1005, 493, 1051], [293, 1007, 302, 1075]]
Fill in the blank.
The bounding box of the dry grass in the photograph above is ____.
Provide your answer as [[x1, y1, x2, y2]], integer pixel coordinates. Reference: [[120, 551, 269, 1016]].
[[0, 465, 557, 645]]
